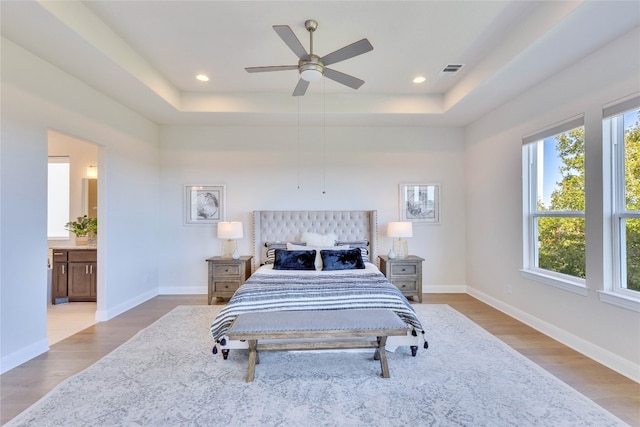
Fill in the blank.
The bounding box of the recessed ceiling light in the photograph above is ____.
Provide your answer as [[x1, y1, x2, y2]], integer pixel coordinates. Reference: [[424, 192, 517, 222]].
[[413, 76, 426, 84], [196, 74, 210, 82]]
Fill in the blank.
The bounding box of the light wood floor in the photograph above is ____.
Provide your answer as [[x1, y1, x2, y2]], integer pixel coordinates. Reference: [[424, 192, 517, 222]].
[[47, 302, 97, 345], [1, 294, 638, 426]]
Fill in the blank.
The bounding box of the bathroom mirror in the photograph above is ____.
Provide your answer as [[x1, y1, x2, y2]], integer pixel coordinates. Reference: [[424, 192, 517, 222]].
[[82, 178, 98, 218]]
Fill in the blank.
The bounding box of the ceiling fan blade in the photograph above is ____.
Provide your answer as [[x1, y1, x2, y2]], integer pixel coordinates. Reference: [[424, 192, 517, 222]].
[[273, 25, 309, 60], [321, 39, 373, 66], [245, 65, 298, 73], [292, 79, 310, 96], [324, 68, 365, 90]]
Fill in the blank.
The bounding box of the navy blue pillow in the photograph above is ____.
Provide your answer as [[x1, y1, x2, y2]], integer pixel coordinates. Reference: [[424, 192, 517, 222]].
[[273, 249, 317, 270], [320, 248, 365, 271]]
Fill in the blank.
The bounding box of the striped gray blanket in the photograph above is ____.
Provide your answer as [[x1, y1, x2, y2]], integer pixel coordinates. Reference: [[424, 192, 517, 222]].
[[210, 264, 425, 343]]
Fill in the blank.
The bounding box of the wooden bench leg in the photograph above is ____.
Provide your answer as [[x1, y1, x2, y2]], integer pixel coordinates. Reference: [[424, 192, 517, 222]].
[[246, 340, 258, 382], [376, 336, 391, 378]]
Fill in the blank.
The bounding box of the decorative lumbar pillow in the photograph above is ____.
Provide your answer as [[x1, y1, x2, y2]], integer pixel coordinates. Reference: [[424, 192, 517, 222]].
[[335, 240, 370, 263], [321, 248, 365, 271], [288, 243, 349, 270], [301, 232, 337, 247], [264, 241, 305, 264], [273, 249, 316, 270]]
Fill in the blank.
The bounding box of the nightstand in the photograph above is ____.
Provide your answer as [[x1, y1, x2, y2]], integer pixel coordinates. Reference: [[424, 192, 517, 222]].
[[205, 256, 253, 304], [378, 255, 424, 303]]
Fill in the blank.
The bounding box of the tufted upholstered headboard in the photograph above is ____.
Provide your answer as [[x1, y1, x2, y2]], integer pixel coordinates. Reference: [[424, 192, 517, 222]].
[[252, 210, 378, 267]]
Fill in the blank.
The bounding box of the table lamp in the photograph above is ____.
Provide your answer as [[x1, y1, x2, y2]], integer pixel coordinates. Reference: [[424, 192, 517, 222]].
[[217, 221, 243, 259], [387, 221, 413, 259]]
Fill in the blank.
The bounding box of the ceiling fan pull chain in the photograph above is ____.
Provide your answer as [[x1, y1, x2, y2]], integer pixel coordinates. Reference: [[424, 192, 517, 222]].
[[322, 78, 327, 195], [297, 96, 301, 190]]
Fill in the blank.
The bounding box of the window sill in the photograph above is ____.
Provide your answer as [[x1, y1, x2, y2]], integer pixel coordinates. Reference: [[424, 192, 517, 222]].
[[520, 269, 588, 296], [598, 291, 640, 312]]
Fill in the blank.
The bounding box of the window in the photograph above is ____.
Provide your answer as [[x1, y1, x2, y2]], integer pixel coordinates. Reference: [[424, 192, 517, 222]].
[[522, 115, 587, 294], [604, 96, 640, 300], [48, 157, 70, 239]]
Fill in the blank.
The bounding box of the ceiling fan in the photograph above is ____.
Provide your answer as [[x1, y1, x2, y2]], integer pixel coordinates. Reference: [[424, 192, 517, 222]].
[[245, 19, 373, 96]]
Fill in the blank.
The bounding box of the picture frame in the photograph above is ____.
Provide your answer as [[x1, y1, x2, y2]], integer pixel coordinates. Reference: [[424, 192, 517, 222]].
[[185, 184, 225, 224], [399, 183, 440, 224]]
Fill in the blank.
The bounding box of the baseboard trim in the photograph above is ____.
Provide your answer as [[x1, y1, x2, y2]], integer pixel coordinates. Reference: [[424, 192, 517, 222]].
[[95, 288, 158, 322], [158, 286, 206, 295], [466, 287, 640, 383], [423, 284, 467, 293], [0, 338, 49, 374]]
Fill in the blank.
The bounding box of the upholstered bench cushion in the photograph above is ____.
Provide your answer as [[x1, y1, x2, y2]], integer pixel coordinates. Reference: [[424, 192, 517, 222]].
[[228, 309, 407, 335]]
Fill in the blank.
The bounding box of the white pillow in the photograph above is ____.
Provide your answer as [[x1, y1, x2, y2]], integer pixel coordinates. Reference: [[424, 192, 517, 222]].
[[301, 232, 337, 247], [287, 243, 349, 270]]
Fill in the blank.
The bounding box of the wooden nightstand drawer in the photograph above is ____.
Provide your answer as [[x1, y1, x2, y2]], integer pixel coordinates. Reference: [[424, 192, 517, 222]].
[[394, 280, 418, 292], [390, 263, 418, 276], [214, 281, 241, 293], [212, 264, 241, 277]]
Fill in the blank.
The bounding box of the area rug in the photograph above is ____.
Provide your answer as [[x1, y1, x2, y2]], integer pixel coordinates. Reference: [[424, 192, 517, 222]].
[[6, 305, 628, 427]]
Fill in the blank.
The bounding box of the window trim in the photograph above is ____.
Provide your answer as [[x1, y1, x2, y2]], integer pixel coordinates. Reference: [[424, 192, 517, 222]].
[[602, 98, 640, 310], [598, 290, 640, 312], [522, 115, 587, 294], [520, 269, 588, 296]]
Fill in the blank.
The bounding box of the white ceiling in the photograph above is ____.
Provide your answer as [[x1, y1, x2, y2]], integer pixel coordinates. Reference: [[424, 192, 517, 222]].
[[2, 1, 639, 126]]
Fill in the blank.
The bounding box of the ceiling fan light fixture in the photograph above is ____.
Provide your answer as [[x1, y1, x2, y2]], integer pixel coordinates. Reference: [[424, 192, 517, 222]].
[[300, 69, 323, 81], [300, 63, 324, 81]]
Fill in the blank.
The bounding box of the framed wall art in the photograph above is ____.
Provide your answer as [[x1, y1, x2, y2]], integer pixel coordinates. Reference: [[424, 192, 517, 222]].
[[185, 184, 225, 224], [399, 183, 440, 224]]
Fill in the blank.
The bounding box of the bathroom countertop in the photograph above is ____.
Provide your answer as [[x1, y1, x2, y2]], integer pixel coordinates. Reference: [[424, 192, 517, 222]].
[[50, 245, 97, 250]]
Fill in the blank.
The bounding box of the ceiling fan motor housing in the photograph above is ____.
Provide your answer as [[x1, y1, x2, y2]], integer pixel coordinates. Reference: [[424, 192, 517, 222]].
[[299, 55, 324, 81]]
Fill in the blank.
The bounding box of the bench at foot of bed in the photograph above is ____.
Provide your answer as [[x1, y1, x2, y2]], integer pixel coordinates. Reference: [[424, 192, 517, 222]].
[[214, 334, 426, 359], [226, 309, 410, 382]]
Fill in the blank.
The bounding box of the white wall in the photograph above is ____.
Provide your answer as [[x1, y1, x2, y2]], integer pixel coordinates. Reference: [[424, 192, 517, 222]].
[[158, 125, 467, 295], [464, 28, 640, 380], [0, 38, 161, 373]]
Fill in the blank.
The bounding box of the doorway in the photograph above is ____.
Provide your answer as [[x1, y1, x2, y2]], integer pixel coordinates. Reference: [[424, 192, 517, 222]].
[[47, 130, 99, 344]]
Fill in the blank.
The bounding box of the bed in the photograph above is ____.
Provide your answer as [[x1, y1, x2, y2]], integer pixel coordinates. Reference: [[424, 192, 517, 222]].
[[210, 210, 427, 358]]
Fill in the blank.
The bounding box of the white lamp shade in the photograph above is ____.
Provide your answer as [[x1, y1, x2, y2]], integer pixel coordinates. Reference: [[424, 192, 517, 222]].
[[387, 221, 413, 238], [217, 221, 243, 239]]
